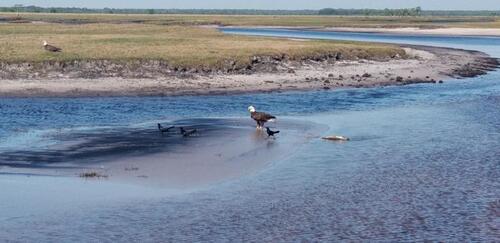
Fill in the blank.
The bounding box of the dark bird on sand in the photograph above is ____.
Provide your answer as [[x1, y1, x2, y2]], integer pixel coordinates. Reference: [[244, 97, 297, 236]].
[[43, 40, 62, 52], [158, 123, 175, 133], [266, 127, 280, 137], [180, 127, 197, 137], [248, 106, 276, 129]]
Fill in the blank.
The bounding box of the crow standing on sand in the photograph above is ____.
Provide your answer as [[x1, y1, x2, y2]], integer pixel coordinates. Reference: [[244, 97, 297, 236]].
[[158, 123, 175, 133], [43, 41, 62, 52], [266, 127, 280, 137], [248, 106, 276, 129], [180, 127, 197, 137]]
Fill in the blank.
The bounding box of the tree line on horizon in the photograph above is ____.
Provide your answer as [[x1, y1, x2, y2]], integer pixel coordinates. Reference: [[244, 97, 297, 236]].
[[1, 5, 499, 17], [318, 7, 424, 16]]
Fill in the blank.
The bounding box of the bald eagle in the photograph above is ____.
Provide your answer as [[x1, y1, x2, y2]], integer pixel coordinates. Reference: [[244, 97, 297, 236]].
[[43, 41, 62, 52], [248, 106, 276, 129]]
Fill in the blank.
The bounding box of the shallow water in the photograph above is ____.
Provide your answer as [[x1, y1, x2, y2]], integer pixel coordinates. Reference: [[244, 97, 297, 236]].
[[1, 29, 499, 242]]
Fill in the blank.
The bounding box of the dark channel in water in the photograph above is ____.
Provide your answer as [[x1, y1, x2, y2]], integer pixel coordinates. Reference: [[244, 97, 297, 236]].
[[0, 119, 239, 166]]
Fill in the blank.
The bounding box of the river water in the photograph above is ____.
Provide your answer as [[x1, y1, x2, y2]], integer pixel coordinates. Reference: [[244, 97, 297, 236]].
[[0, 29, 499, 242]]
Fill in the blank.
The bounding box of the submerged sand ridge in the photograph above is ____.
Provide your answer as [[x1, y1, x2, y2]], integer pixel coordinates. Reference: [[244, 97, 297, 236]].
[[0, 45, 498, 97], [0, 118, 327, 189]]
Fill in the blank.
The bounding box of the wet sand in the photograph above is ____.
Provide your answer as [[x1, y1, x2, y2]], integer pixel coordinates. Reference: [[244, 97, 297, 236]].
[[0, 118, 326, 189]]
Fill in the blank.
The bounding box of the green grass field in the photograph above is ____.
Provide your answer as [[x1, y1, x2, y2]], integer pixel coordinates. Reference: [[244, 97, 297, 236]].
[[2, 12, 500, 28], [3, 12, 497, 69], [0, 22, 404, 69]]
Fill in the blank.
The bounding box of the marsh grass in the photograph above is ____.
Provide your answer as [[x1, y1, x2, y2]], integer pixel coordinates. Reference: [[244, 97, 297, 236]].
[[0, 23, 404, 69], [1, 12, 500, 28]]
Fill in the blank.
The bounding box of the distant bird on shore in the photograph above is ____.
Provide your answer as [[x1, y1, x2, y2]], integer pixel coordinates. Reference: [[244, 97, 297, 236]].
[[248, 106, 276, 129], [180, 127, 197, 137], [265, 127, 280, 137], [43, 40, 62, 52], [158, 123, 175, 133]]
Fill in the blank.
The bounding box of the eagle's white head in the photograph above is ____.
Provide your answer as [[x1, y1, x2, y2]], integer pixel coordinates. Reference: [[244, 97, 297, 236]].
[[43, 40, 48, 46], [248, 106, 256, 113]]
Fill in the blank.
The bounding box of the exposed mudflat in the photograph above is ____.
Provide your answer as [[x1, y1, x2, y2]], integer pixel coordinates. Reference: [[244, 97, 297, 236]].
[[0, 118, 326, 189], [0, 44, 498, 97]]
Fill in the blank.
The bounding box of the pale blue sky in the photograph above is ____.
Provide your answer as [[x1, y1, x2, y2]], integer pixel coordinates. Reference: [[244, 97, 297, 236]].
[[1, 0, 499, 10]]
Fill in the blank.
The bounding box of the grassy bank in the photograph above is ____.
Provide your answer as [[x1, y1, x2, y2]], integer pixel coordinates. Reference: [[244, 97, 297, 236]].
[[0, 23, 403, 69], [1, 12, 500, 28]]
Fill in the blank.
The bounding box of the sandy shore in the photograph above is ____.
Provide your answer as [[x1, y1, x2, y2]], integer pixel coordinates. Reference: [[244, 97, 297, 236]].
[[222, 25, 500, 37], [0, 118, 326, 188], [0, 45, 498, 97], [321, 27, 500, 37]]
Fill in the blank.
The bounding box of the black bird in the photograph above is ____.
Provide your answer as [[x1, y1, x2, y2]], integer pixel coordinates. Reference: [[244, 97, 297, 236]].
[[180, 127, 197, 137], [158, 123, 175, 133], [266, 127, 280, 137]]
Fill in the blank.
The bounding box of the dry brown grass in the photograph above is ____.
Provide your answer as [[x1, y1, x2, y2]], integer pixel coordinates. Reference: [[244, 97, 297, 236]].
[[0, 23, 403, 69]]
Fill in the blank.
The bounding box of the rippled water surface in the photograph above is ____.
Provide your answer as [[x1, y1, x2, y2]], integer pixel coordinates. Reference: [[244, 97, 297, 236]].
[[1, 29, 499, 242]]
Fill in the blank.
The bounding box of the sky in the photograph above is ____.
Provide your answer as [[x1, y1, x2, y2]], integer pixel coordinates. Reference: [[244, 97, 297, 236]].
[[1, 0, 499, 11]]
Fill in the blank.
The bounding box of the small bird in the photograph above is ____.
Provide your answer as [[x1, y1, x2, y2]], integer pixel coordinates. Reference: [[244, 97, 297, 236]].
[[43, 40, 62, 52], [158, 123, 175, 133], [266, 127, 280, 137], [248, 105, 276, 130], [180, 127, 197, 137]]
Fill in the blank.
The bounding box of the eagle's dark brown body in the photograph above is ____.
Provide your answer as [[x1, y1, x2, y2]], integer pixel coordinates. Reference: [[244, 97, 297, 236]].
[[44, 45, 62, 52], [250, 110, 276, 129], [251, 112, 275, 123], [43, 42, 62, 52]]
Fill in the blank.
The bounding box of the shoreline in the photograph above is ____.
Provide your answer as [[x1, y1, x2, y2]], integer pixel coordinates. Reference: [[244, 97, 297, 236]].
[[220, 25, 500, 37], [317, 27, 500, 37], [0, 45, 498, 98]]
